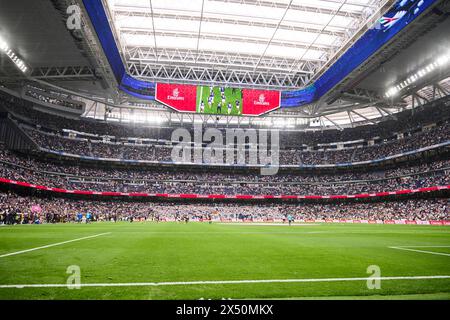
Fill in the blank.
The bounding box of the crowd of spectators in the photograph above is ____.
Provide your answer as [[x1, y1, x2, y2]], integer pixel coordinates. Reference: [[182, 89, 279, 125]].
[[2, 90, 450, 148], [1, 192, 448, 224], [1, 91, 449, 225], [24, 89, 84, 111], [23, 119, 450, 165], [1, 147, 448, 196]]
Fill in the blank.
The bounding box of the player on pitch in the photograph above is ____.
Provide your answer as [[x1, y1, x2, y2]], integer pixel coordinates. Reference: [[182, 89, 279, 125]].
[[287, 214, 294, 226]]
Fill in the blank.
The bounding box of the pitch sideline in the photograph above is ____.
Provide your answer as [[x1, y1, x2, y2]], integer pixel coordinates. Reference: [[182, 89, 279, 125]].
[[388, 246, 450, 257], [0, 275, 449, 289], [0, 232, 111, 258]]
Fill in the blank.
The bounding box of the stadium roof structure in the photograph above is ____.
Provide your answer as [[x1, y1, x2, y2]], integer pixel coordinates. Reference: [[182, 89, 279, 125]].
[[103, 0, 390, 90], [0, 0, 449, 129]]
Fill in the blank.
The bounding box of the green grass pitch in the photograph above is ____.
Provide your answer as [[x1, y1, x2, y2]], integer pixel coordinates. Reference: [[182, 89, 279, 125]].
[[0, 222, 449, 300], [196, 86, 243, 116]]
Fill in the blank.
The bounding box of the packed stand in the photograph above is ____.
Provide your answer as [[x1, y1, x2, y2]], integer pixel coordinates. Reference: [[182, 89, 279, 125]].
[[1, 193, 448, 225], [22, 120, 450, 165], [1, 147, 449, 196], [2, 90, 450, 148]]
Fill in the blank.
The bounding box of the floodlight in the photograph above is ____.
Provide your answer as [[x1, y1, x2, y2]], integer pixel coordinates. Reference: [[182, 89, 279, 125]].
[[436, 55, 449, 66], [0, 34, 29, 74]]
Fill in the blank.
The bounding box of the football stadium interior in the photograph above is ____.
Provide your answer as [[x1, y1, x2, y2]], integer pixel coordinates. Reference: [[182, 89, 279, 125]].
[[0, 0, 449, 301]]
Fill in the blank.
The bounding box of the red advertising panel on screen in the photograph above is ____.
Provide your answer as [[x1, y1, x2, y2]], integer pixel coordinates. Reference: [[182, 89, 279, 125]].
[[155, 83, 197, 112], [242, 89, 280, 116]]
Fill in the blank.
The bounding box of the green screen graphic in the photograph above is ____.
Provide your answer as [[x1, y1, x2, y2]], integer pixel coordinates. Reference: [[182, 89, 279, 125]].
[[196, 86, 243, 116]]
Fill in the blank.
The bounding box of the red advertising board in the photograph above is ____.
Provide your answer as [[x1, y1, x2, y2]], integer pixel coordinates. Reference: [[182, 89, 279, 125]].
[[155, 83, 197, 112], [242, 89, 281, 116]]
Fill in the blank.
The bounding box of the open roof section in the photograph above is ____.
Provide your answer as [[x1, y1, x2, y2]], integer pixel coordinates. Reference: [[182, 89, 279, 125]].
[[104, 0, 387, 90], [73, 0, 447, 121]]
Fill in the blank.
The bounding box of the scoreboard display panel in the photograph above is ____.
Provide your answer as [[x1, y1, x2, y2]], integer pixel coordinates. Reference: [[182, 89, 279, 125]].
[[196, 86, 243, 116], [156, 83, 280, 116]]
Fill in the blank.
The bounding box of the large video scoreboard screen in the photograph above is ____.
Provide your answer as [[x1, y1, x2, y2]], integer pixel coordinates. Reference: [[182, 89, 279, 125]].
[[197, 86, 243, 116], [156, 83, 280, 116]]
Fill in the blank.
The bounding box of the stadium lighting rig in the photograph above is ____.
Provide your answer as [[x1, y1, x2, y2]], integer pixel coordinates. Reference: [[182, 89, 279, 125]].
[[0, 35, 29, 73], [385, 51, 450, 98]]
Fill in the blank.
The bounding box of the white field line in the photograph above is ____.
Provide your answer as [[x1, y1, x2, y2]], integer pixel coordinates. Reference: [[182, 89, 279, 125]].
[[0, 275, 449, 289], [0, 232, 111, 258], [395, 246, 450, 248], [389, 246, 450, 257]]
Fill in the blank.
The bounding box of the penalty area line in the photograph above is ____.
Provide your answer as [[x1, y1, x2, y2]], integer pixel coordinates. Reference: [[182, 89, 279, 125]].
[[0, 232, 111, 258], [389, 246, 450, 257], [1, 275, 449, 289]]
